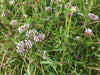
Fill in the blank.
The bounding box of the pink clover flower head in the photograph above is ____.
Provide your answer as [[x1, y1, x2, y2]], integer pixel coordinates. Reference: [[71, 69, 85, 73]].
[[10, 20, 17, 26], [18, 23, 29, 33], [84, 28, 92, 37], [16, 40, 33, 54], [45, 6, 51, 12], [88, 13, 98, 21], [33, 33, 45, 42]]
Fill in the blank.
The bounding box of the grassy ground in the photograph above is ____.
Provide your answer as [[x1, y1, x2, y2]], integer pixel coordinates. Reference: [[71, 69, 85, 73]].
[[0, 0, 100, 75]]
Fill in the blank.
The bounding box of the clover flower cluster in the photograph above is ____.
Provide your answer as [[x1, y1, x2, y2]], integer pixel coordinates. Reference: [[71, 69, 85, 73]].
[[45, 6, 51, 12], [16, 40, 33, 54], [26, 29, 38, 39], [84, 13, 98, 37], [26, 29, 45, 42], [17, 24, 45, 54], [84, 28, 92, 37], [83, 13, 98, 38], [88, 13, 98, 21], [18, 23, 29, 33], [34, 33, 45, 42], [10, 20, 17, 26]]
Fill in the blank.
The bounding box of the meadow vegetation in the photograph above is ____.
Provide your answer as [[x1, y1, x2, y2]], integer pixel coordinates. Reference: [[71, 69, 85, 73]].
[[0, 0, 100, 75]]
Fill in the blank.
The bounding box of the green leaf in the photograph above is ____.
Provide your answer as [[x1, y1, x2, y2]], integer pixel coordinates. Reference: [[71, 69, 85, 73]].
[[40, 61, 53, 65]]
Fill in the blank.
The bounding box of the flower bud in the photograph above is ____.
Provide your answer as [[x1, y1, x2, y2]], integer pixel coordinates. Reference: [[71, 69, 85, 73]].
[[70, 6, 79, 13]]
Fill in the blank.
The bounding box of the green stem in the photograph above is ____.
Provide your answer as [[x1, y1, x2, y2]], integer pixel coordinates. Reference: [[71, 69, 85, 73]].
[[85, 48, 88, 64], [60, 13, 72, 75]]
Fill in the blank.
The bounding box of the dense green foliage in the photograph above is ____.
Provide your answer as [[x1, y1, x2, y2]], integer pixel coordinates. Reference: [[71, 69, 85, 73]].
[[0, 0, 100, 75]]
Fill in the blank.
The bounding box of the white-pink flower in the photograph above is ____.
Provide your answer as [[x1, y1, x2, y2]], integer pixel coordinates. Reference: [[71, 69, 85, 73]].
[[91, 46, 95, 49], [10, 20, 17, 26], [33, 33, 45, 42], [84, 28, 92, 37], [26, 29, 45, 42], [88, 13, 98, 21], [26, 29, 39, 39], [76, 36, 80, 39], [18, 23, 29, 33], [16, 40, 33, 54], [45, 6, 51, 12]]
